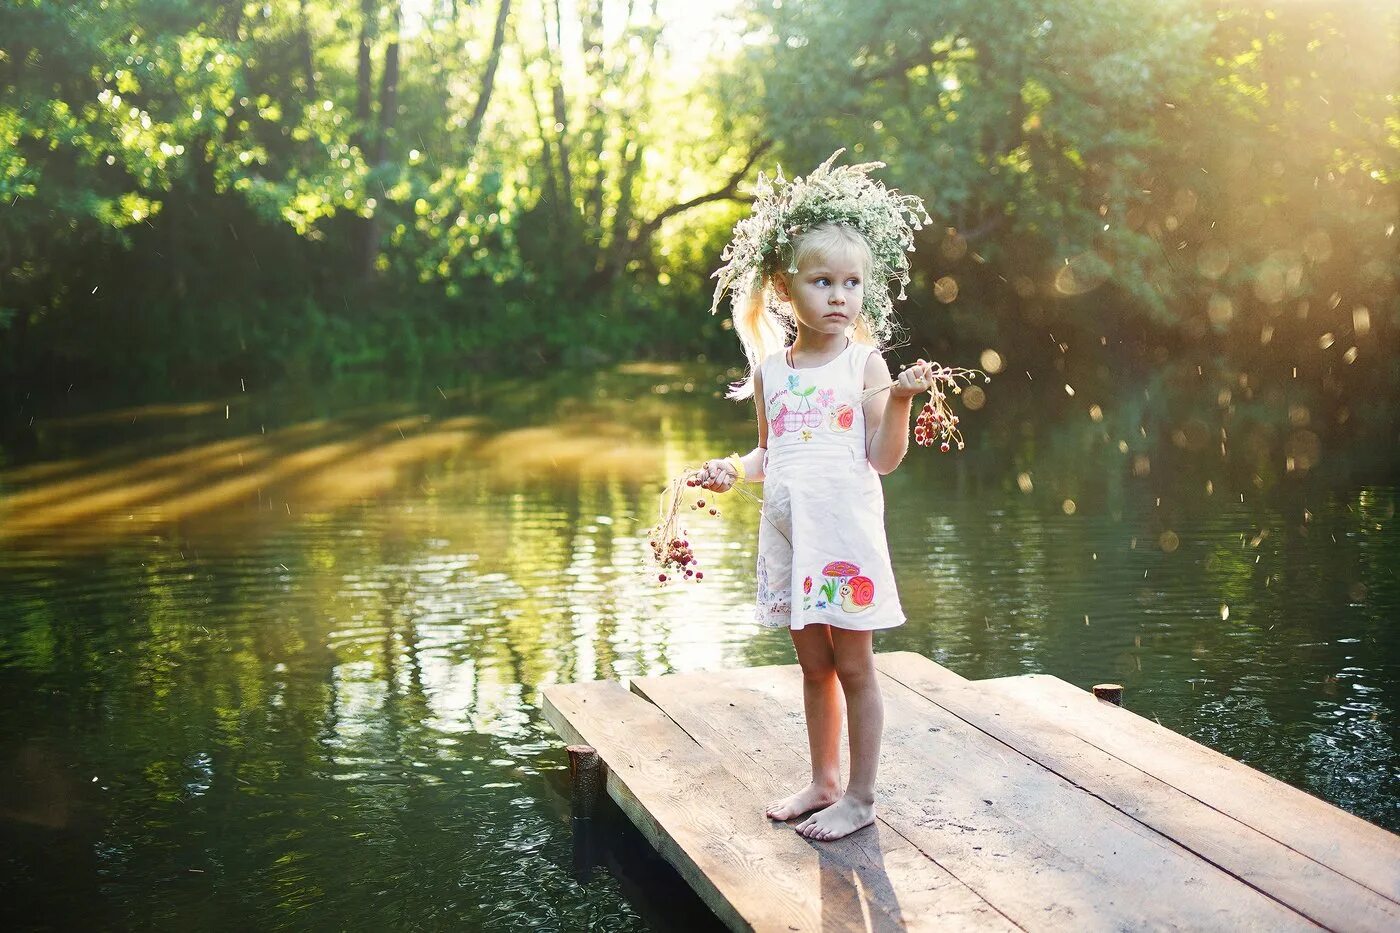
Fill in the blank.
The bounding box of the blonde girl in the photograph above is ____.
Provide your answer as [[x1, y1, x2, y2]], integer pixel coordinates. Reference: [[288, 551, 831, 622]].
[[696, 152, 935, 842]]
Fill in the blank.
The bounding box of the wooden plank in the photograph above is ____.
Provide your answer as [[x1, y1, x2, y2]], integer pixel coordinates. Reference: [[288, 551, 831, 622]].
[[631, 672, 1017, 932], [639, 662, 1319, 931], [975, 670, 1400, 905], [543, 679, 946, 932], [875, 653, 1400, 932]]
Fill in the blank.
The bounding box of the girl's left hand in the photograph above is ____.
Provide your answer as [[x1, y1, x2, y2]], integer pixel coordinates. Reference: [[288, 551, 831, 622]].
[[694, 458, 737, 493], [890, 359, 936, 399]]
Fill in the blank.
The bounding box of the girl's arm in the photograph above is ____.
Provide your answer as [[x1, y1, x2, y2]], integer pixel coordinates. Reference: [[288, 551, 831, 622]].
[[863, 351, 933, 475], [698, 369, 768, 490]]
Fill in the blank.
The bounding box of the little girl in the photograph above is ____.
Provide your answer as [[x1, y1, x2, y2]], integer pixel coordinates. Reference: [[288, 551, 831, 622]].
[[695, 151, 935, 842]]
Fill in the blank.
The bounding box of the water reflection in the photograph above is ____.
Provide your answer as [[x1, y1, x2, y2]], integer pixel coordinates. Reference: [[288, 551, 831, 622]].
[[0, 360, 1395, 928]]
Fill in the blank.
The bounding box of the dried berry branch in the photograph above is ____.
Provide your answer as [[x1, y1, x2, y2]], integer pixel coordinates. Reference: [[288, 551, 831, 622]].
[[644, 467, 789, 585], [859, 363, 990, 453]]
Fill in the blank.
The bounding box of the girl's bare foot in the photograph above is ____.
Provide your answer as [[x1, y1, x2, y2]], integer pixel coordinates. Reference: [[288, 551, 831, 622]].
[[764, 781, 841, 821], [795, 795, 876, 841]]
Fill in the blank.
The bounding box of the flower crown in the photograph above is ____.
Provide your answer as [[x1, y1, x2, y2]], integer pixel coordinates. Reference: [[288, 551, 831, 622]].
[[709, 148, 932, 342]]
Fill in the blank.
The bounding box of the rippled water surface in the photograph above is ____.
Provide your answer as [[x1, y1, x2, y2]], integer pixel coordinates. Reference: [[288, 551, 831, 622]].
[[2, 363, 1396, 929]]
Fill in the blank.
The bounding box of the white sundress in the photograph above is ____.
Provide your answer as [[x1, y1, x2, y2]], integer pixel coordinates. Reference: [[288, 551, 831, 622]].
[[754, 339, 907, 632]]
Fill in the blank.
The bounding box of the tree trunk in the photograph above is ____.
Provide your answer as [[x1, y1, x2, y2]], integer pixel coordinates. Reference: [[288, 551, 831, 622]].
[[521, 42, 560, 222], [298, 0, 317, 97], [605, 0, 660, 260], [373, 3, 400, 168], [609, 137, 644, 261], [354, 0, 377, 153], [540, 0, 573, 212], [463, 0, 512, 155], [587, 139, 774, 292], [579, 0, 608, 235], [361, 1, 401, 285], [223, 0, 243, 39]]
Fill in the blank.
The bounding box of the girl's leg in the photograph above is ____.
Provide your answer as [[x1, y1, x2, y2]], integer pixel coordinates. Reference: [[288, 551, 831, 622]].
[[795, 627, 881, 841], [764, 623, 844, 820]]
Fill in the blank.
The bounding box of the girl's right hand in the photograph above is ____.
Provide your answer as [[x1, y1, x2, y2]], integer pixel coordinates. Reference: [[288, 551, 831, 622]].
[[695, 458, 737, 493], [890, 359, 936, 399]]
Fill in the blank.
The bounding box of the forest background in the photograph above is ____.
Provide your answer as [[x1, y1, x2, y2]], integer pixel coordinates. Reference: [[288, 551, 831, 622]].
[[1, 0, 1396, 437]]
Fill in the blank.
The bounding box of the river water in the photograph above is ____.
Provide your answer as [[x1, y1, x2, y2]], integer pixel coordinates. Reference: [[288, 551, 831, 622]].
[[1, 360, 1395, 929]]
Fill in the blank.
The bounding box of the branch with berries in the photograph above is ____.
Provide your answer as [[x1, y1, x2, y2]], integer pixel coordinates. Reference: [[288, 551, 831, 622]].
[[858, 362, 988, 452], [643, 470, 728, 584], [645, 467, 786, 585]]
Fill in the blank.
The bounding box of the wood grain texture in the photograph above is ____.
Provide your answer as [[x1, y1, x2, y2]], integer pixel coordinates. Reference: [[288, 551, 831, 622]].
[[543, 655, 1397, 932], [876, 654, 1400, 932], [977, 671, 1400, 906], [633, 666, 1015, 932], [544, 678, 921, 932], [638, 663, 1317, 930]]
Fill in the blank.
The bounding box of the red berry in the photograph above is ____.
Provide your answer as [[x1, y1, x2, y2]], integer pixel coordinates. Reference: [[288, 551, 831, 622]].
[[709, 508, 718, 515], [658, 573, 667, 582], [695, 572, 703, 580], [696, 499, 705, 508]]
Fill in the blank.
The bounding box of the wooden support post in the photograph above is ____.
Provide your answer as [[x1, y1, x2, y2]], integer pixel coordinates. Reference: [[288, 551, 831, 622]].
[[1092, 683, 1123, 706], [567, 744, 602, 820], [567, 744, 602, 880]]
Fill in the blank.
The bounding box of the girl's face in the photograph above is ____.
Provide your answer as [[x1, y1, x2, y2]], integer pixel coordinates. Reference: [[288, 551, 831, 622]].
[[776, 249, 866, 336]]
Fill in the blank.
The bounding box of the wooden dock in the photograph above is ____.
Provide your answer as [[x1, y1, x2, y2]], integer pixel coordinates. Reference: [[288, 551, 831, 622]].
[[542, 651, 1400, 932]]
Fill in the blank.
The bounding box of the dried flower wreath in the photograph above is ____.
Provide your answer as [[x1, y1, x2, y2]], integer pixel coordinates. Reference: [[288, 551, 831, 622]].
[[708, 147, 933, 343]]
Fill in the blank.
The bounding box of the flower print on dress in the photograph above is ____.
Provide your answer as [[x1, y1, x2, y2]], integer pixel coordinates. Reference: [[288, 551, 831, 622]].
[[817, 388, 835, 408]]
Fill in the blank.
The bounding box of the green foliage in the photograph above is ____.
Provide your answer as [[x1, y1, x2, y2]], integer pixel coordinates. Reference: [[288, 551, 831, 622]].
[[723, 0, 1397, 357], [0, 0, 1394, 401]]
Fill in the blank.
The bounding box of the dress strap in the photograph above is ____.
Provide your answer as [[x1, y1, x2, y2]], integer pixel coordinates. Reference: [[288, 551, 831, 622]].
[[850, 342, 879, 385]]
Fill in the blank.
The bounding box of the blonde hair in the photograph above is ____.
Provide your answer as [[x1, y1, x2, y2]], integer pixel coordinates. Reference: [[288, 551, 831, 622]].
[[726, 222, 880, 400]]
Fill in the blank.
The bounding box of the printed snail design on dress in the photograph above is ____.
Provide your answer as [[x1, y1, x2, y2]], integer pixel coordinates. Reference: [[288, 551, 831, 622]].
[[802, 560, 876, 613]]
